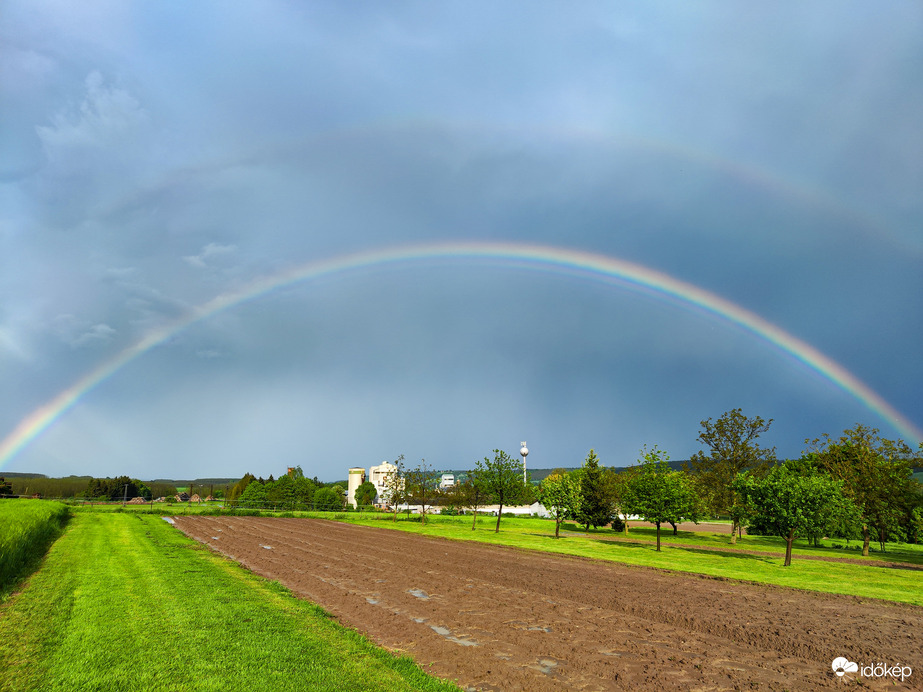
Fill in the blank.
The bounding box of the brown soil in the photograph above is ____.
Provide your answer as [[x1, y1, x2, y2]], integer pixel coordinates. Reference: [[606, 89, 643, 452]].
[[172, 516, 922, 691]]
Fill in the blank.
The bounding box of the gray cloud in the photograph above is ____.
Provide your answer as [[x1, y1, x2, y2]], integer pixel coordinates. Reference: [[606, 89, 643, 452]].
[[1, 1, 920, 480]]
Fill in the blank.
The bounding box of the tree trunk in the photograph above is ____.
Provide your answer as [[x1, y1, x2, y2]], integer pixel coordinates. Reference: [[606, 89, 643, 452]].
[[670, 521, 678, 536], [879, 526, 886, 553], [730, 519, 738, 545], [555, 517, 561, 538], [623, 516, 628, 536], [495, 503, 503, 533], [471, 506, 478, 530], [862, 524, 870, 556], [784, 528, 795, 566], [656, 521, 661, 551]]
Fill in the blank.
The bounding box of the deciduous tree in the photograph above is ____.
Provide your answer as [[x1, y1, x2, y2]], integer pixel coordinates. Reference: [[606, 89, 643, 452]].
[[735, 461, 857, 566], [540, 470, 581, 538], [687, 408, 776, 543], [354, 481, 377, 507], [624, 447, 699, 551], [477, 449, 524, 533], [382, 455, 406, 521], [806, 425, 917, 554], [404, 459, 438, 524], [453, 470, 488, 530]]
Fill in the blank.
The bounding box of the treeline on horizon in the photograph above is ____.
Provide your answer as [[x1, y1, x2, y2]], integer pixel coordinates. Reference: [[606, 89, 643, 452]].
[[0, 467, 343, 504]]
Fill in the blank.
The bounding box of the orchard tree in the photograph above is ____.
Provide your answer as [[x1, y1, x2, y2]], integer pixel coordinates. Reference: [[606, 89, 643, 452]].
[[382, 455, 406, 521], [540, 470, 581, 538], [605, 466, 637, 535], [687, 408, 776, 543], [575, 449, 615, 530], [806, 425, 917, 554], [624, 446, 699, 551], [477, 449, 524, 533], [454, 470, 489, 530], [404, 459, 439, 524], [735, 461, 858, 566]]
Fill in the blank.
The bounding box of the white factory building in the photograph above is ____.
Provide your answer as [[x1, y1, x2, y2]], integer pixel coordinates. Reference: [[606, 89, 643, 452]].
[[346, 461, 401, 508]]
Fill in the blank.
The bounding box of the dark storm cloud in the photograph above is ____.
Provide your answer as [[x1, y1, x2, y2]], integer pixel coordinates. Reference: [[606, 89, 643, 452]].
[[1, 1, 920, 480]]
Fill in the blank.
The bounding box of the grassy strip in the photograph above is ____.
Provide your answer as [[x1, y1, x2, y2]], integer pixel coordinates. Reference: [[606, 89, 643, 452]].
[[0, 499, 69, 601], [297, 512, 923, 607], [0, 512, 460, 692]]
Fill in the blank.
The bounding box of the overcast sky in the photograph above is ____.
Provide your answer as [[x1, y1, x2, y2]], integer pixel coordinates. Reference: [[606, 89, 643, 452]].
[[2, 2, 921, 482]]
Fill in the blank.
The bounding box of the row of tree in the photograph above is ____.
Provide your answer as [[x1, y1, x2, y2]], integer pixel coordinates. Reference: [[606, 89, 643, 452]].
[[226, 467, 347, 510], [535, 410, 922, 565]]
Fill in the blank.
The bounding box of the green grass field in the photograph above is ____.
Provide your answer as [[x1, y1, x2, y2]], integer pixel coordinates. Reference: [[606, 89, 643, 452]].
[[3, 501, 922, 691], [0, 509, 459, 692], [0, 499, 69, 600]]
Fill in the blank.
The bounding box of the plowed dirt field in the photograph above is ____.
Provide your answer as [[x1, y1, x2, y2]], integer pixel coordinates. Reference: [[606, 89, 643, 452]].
[[172, 516, 921, 691]]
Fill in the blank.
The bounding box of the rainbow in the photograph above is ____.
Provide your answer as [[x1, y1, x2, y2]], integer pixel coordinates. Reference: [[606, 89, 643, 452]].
[[1, 240, 919, 468]]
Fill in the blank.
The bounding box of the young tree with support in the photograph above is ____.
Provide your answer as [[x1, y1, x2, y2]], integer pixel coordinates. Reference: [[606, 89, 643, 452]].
[[477, 449, 524, 533], [382, 455, 406, 522], [454, 470, 488, 530], [404, 459, 438, 524]]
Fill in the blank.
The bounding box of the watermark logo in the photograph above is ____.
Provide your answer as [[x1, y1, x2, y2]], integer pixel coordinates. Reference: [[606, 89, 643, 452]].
[[831, 657, 857, 677], [832, 657, 912, 682]]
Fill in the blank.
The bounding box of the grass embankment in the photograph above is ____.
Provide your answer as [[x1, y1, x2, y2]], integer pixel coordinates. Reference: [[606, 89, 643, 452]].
[[0, 499, 69, 601], [0, 511, 459, 692], [308, 512, 923, 607]]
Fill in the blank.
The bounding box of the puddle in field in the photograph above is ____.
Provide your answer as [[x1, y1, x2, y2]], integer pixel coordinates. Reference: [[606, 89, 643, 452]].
[[408, 588, 430, 600], [259, 545, 272, 550], [535, 659, 559, 674], [429, 624, 478, 647], [365, 597, 379, 605], [508, 620, 551, 632], [161, 517, 175, 525]]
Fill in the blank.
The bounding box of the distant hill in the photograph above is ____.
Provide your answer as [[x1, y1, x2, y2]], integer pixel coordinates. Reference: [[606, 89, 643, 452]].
[[525, 461, 691, 483], [147, 478, 240, 485], [0, 472, 49, 479], [427, 461, 691, 484]]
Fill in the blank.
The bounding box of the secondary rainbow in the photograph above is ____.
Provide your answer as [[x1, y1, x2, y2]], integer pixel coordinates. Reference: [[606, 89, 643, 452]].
[[1, 241, 919, 468]]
